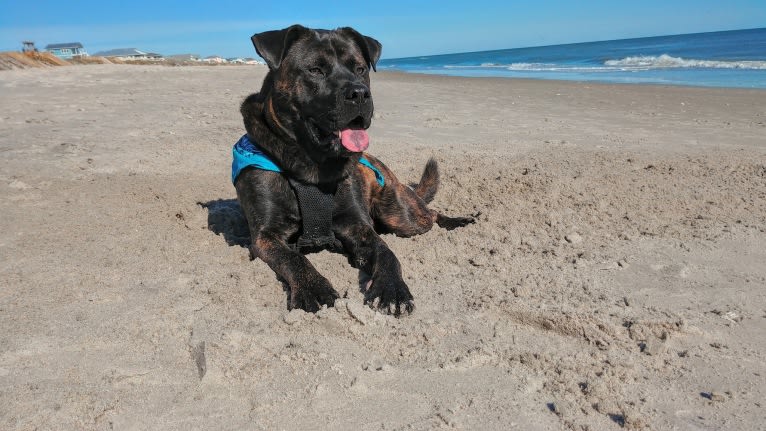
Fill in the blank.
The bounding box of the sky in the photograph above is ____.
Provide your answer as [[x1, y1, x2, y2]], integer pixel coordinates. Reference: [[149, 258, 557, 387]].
[[1, 1, 765, 59]]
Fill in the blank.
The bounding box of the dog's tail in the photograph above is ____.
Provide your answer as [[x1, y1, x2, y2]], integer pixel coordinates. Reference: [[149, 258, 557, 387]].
[[413, 158, 439, 204]]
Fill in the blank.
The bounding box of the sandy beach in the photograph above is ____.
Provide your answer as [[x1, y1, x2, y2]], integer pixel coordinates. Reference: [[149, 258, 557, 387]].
[[1, 64, 765, 430]]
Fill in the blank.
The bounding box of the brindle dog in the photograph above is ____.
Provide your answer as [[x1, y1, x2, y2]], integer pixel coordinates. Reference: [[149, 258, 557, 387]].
[[235, 25, 474, 315]]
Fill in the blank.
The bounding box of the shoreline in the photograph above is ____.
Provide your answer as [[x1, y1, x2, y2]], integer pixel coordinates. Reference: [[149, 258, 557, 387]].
[[376, 68, 766, 91], [3, 58, 765, 91], [1, 65, 765, 430]]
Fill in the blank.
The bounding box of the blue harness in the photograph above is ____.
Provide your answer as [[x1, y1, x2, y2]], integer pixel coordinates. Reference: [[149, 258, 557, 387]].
[[231, 134, 385, 252], [231, 134, 385, 186]]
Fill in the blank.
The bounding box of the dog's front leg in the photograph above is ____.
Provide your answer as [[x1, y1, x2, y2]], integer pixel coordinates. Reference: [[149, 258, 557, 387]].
[[336, 225, 414, 316], [252, 233, 339, 312]]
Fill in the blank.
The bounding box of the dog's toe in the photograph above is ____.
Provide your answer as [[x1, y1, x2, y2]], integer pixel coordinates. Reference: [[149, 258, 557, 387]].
[[317, 289, 339, 307], [290, 290, 321, 313], [380, 298, 415, 317], [394, 299, 415, 316], [291, 278, 339, 312], [364, 277, 415, 317]]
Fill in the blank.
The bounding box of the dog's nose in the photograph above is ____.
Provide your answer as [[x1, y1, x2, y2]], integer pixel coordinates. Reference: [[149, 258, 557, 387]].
[[345, 84, 371, 104]]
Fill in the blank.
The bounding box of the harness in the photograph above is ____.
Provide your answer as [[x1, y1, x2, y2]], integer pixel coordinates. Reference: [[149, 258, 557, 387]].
[[231, 134, 384, 252]]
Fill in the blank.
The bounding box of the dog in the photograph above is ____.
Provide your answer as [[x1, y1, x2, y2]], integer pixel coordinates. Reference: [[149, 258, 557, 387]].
[[233, 25, 474, 315]]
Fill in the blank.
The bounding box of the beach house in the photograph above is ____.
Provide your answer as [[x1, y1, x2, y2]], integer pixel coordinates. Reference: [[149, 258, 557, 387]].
[[92, 48, 163, 61], [203, 55, 226, 64], [167, 54, 201, 62], [45, 42, 88, 59]]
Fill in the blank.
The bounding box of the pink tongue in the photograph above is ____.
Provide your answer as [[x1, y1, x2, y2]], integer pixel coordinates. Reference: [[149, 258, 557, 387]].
[[340, 129, 369, 152]]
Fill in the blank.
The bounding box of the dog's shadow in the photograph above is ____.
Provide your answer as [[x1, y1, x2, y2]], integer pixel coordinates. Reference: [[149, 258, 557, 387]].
[[197, 199, 251, 248]]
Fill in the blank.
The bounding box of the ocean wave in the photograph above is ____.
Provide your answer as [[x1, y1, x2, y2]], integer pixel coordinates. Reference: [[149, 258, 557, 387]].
[[444, 63, 507, 68], [505, 63, 609, 72], [447, 63, 614, 72], [439, 55, 766, 72], [604, 54, 766, 70]]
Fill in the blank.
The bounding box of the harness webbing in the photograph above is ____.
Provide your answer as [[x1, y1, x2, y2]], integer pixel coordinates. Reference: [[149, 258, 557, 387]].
[[287, 178, 340, 252], [231, 134, 384, 253]]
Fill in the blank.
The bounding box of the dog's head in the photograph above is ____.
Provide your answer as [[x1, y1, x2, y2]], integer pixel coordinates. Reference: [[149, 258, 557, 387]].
[[252, 25, 382, 161]]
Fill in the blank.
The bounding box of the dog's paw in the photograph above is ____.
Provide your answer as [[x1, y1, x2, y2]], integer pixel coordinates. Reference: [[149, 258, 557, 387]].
[[363, 277, 415, 317], [290, 278, 339, 313], [436, 212, 478, 231]]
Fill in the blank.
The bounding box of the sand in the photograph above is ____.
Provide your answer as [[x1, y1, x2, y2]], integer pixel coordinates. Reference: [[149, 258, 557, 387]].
[[1, 64, 765, 430]]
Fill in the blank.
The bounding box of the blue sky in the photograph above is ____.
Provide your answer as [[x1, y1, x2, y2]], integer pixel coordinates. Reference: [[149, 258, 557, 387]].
[[1, 1, 764, 59]]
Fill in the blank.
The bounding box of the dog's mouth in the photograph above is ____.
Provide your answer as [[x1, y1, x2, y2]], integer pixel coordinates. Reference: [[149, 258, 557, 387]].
[[310, 116, 369, 153]]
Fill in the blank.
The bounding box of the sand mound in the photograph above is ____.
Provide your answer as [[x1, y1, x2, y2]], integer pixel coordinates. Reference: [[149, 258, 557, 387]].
[[68, 56, 114, 65], [0, 51, 70, 70]]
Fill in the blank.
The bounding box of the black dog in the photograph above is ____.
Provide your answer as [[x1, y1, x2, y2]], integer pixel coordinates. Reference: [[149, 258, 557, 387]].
[[234, 25, 473, 315]]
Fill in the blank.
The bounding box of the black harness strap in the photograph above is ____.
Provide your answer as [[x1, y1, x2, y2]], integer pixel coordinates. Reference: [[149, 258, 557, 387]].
[[288, 178, 340, 252]]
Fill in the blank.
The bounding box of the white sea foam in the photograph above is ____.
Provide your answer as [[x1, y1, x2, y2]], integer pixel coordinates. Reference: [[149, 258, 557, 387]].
[[445, 63, 506, 68], [449, 63, 611, 72], [441, 55, 766, 72], [505, 63, 615, 72], [510, 63, 596, 71], [604, 54, 766, 70]]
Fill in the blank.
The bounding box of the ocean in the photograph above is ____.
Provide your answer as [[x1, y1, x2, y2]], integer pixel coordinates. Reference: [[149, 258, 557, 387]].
[[378, 28, 766, 89]]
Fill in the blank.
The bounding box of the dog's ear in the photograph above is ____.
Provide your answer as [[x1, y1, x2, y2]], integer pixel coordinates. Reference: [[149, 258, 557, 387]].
[[338, 27, 382, 72], [251, 25, 306, 70]]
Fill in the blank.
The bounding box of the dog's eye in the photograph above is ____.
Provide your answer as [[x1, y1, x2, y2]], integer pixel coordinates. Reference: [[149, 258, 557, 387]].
[[309, 67, 325, 77], [355, 66, 367, 75]]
